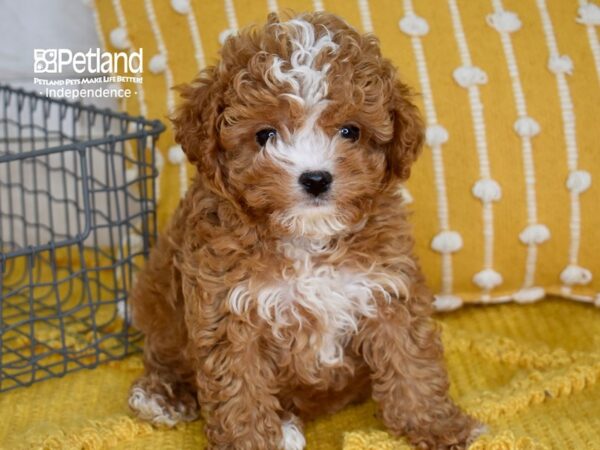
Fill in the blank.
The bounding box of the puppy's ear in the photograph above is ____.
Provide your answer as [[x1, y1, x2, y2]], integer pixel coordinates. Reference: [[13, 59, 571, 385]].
[[386, 80, 424, 181], [172, 68, 223, 181]]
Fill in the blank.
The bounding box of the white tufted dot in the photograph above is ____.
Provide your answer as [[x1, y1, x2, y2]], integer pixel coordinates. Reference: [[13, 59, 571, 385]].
[[560, 264, 593, 285], [453, 66, 488, 88], [168, 145, 186, 164], [433, 295, 463, 311], [566, 170, 592, 194], [473, 269, 503, 290], [125, 167, 139, 182], [109, 27, 129, 50], [548, 55, 573, 75], [513, 287, 545, 303], [513, 116, 540, 137], [519, 224, 551, 245], [472, 179, 502, 202], [577, 3, 600, 25], [170, 0, 191, 14], [149, 54, 167, 74], [431, 231, 463, 254], [398, 14, 429, 36], [425, 124, 449, 147], [486, 10, 522, 33], [219, 29, 235, 45]]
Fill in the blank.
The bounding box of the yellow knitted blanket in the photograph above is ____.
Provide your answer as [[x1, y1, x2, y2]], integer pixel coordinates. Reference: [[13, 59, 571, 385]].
[[1, 298, 599, 449]]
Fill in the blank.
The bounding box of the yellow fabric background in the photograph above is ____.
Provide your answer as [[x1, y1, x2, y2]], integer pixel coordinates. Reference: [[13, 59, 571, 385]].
[[92, 0, 599, 306], [2, 299, 600, 449]]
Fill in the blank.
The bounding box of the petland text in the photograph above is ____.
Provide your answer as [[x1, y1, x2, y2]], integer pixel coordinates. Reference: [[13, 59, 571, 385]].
[[34, 48, 143, 74]]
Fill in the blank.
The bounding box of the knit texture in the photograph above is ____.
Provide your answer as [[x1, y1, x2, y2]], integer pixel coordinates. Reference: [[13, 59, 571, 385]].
[[91, 0, 600, 307], [2, 298, 599, 449]]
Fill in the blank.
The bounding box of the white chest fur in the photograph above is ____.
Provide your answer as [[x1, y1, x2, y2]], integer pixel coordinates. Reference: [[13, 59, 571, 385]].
[[228, 238, 401, 365]]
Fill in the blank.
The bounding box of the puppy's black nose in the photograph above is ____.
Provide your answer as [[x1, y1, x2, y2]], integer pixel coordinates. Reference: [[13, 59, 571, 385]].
[[298, 171, 333, 197]]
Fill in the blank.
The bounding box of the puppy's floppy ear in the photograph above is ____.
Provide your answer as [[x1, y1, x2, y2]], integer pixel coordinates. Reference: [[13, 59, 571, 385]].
[[172, 67, 224, 181], [386, 80, 424, 181]]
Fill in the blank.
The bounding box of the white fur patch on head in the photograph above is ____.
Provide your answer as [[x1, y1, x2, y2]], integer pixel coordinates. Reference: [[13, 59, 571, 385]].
[[261, 21, 345, 238], [264, 20, 338, 172], [280, 418, 306, 450], [128, 386, 198, 427], [262, 104, 336, 178], [269, 19, 339, 107]]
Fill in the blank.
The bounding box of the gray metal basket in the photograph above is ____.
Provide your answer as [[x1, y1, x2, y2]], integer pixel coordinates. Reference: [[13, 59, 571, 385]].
[[0, 84, 164, 391]]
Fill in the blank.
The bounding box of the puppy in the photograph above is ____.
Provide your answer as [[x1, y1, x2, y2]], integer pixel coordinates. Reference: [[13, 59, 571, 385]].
[[128, 12, 483, 450]]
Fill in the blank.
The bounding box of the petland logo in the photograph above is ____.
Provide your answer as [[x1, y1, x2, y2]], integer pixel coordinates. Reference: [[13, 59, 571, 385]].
[[34, 48, 143, 74], [33, 48, 144, 99]]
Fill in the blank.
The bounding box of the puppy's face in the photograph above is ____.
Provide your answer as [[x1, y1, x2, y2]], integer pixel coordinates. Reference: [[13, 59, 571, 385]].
[[174, 13, 423, 238]]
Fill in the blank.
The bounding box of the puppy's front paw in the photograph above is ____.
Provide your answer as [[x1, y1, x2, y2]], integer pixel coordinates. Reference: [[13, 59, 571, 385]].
[[128, 379, 198, 427], [280, 417, 306, 450], [411, 418, 487, 450], [203, 413, 305, 450]]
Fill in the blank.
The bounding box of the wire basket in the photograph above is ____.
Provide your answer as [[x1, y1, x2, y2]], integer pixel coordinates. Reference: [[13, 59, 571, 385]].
[[0, 84, 164, 392]]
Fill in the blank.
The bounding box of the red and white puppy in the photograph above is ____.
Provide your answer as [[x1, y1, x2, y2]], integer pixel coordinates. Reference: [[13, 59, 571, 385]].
[[128, 12, 483, 450]]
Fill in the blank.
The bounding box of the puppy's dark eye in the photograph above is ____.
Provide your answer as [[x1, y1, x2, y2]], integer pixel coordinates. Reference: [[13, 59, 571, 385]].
[[339, 125, 360, 142], [256, 128, 277, 147]]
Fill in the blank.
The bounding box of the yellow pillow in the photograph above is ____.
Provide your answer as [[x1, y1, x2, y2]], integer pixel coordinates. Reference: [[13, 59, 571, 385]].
[[93, 0, 599, 307]]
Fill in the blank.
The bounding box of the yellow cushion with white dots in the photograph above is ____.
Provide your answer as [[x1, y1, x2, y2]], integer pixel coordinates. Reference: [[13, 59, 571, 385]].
[[92, 0, 600, 308]]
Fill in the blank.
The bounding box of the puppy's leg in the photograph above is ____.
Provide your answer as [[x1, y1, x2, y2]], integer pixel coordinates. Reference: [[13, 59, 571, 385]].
[[128, 316, 200, 428], [129, 298, 198, 428], [127, 235, 199, 427], [356, 296, 484, 449], [192, 318, 293, 450]]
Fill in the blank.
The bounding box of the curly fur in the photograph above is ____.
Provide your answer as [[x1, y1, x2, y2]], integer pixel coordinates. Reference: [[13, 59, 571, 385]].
[[128, 12, 483, 449]]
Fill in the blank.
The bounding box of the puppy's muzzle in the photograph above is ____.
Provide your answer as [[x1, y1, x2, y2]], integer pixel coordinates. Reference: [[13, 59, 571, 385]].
[[299, 171, 332, 197]]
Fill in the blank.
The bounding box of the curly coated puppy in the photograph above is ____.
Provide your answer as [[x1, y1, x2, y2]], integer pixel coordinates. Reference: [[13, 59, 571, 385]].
[[128, 11, 484, 450]]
